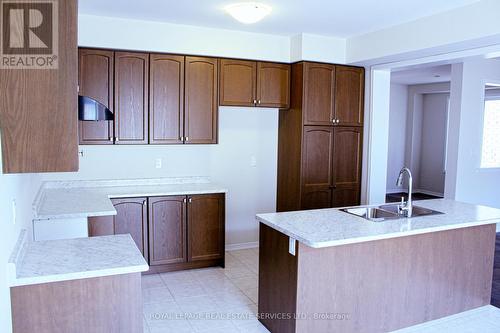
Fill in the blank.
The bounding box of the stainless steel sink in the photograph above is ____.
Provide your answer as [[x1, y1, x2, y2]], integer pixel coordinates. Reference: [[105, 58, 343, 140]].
[[341, 204, 443, 222]]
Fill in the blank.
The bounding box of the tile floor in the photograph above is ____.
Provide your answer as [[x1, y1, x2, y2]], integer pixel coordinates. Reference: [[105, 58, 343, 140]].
[[143, 248, 500, 333], [142, 248, 269, 333]]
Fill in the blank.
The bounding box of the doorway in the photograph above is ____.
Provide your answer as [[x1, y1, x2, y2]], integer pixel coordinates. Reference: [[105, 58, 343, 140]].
[[385, 65, 450, 202]]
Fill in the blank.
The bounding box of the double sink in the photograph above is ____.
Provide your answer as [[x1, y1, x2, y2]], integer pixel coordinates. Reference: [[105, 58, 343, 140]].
[[342, 203, 443, 222]]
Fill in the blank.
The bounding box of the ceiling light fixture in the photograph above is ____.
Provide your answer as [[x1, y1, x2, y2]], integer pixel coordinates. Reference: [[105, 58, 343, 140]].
[[225, 2, 272, 24]]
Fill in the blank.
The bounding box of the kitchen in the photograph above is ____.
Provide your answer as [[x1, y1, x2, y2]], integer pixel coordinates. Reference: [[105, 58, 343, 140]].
[[2, 1, 500, 333]]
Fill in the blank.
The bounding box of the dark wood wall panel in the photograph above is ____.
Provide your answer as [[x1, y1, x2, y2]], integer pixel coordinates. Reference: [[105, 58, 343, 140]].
[[0, 0, 78, 173]]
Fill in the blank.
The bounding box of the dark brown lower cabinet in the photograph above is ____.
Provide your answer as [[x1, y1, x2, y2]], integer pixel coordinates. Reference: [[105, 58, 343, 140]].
[[148, 196, 187, 265], [88, 194, 225, 273], [188, 194, 225, 262], [88, 197, 149, 260], [298, 126, 362, 210]]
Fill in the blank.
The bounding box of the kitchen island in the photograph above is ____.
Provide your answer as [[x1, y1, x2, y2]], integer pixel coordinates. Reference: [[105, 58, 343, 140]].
[[256, 199, 500, 333], [8, 231, 148, 333]]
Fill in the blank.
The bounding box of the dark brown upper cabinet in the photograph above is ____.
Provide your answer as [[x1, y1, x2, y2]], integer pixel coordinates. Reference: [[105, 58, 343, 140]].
[[148, 196, 187, 265], [184, 56, 218, 144], [114, 52, 149, 144], [219, 59, 257, 107], [78, 49, 114, 145], [188, 194, 225, 262], [219, 59, 290, 109], [0, 0, 78, 173], [303, 62, 336, 126], [335, 66, 364, 126], [149, 54, 185, 144], [257, 62, 291, 108]]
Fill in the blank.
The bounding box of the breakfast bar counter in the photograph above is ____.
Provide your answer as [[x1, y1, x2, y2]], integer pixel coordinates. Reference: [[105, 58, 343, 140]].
[[256, 199, 500, 333]]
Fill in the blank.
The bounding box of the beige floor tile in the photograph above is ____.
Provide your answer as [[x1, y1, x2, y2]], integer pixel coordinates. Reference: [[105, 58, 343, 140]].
[[142, 274, 166, 289], [231, 275, 258, 291], [143, 287, 174, 304]]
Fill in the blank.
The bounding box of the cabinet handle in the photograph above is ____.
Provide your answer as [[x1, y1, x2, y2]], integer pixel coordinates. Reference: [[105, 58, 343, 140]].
[[183, 198, 187, 203], [253, 99, 257, 105], [188, 197, 192, 203], [257, 100, 261, 105], [185, 137, 189, 142], [336, 119, 340, 124], [332, 119, 336, 124], [115, 137, 119, 142], [180, 136, 184, 142], [143, 200, 147, 206]]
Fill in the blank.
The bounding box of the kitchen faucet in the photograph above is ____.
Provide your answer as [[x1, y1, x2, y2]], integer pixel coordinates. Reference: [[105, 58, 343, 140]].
[[396, 167, 413, 217]]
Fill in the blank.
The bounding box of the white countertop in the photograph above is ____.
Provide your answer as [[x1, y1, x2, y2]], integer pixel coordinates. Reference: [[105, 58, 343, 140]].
[[34, 177, 228, 219], [8, 231, 149, 287], [392, 305, 500, 332], [256, 199, 500, 248]]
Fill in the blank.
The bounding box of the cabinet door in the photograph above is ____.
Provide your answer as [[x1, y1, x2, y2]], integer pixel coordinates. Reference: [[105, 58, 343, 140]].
[[184, 57, 218, 144], [219, 59, 256, 107], [114, 52, 149, 144], [301, 126, 334, 210], [303, 63, 336, 126], [0, 0, 78, 173], [187, 194, 225, 262], [78, 49, 114, 144], [148, 196, 187, 265], [335, 66, 364, 126], [332, 127, 363, 207], [149, 54, 184, 144], [112, 198, 149, 260], [256, 62, 290, 108]]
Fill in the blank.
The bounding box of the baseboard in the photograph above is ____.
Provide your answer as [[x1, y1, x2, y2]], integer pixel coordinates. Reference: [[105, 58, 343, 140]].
[[225, 241, 259, 251], [386, 189, 444, 197], [414, 189, 444, 197]]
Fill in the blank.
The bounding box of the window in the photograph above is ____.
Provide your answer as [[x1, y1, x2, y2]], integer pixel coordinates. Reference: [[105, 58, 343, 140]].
[[481, 98, 500, 168]]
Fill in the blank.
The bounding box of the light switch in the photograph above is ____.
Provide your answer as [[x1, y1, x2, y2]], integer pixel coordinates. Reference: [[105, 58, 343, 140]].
[[250, 156, 257, 167], [155, 158, 162, 169], [12, 199, 16, 225]]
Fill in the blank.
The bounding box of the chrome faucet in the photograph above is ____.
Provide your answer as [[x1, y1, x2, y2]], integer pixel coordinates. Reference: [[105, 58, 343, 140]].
[[396, 167, 413, 217]]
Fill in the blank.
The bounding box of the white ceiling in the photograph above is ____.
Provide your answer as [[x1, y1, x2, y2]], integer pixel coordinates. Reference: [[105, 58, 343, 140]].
[[391, 65, 452, 85], [79, 0, 479, 38]]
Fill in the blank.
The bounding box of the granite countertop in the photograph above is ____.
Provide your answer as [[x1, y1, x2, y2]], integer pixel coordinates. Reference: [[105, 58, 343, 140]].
[[34, 177, 228, 219], [256, 199, 500, 248], [8, 231, 148, 287]]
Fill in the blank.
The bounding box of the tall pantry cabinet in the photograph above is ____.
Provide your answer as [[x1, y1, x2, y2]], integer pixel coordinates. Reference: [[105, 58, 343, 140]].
[[276, 62, 364, 212]]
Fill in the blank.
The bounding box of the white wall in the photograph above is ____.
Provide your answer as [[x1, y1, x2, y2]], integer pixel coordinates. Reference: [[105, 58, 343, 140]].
[[79, 14, 291, 63], [446, 58, 500, 210], [290, 33, 346, 64], [386, 83, 408, 192], [405, 83, 450, 193], [0, 134, 41, 333], [419, 93, 448, 195], [41, 108, 278, 246], [347, 0, 500, 65]]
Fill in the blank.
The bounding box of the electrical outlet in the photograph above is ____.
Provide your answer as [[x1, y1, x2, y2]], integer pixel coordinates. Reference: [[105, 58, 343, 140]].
[[155, 158, 162, 169], [12, 199, 16, 225]]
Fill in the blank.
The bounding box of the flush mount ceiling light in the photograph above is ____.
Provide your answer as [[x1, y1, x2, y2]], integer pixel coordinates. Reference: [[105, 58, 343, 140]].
[[225, 2, 272, 24]]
